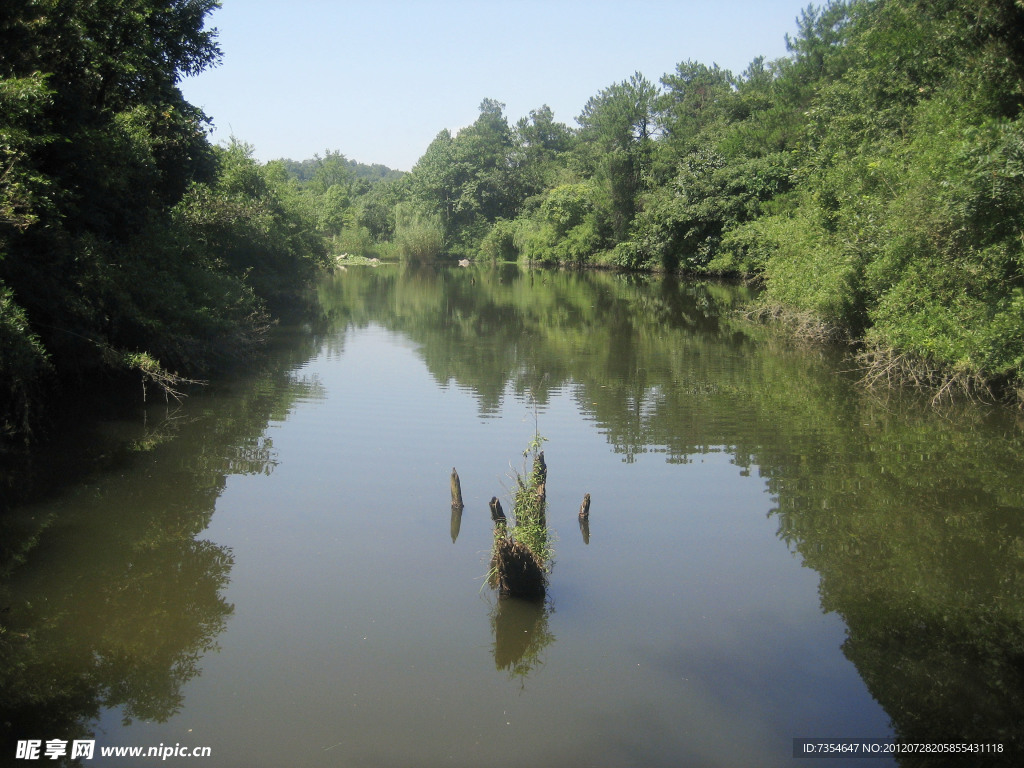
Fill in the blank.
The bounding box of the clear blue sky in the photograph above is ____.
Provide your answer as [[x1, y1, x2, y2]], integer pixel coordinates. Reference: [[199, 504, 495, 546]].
[[179, 0, 808, 172]]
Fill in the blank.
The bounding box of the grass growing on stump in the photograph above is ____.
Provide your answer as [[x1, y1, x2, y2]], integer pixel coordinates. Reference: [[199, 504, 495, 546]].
[[489, 448, 552, 600]]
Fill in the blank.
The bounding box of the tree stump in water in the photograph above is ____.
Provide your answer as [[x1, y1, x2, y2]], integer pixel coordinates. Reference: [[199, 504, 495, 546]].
[[491, 449, 552, 599], [578, 492, 591, 520], [450, 467, 464, 510], [515, 451, 547, 527], [490, 535, 546, 600], [489, 496, 506, 523], [578, 492, 591, 544]]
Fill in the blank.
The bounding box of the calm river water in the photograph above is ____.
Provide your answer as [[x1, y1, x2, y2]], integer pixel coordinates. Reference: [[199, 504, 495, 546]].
[[2, 264, 1023, 767]]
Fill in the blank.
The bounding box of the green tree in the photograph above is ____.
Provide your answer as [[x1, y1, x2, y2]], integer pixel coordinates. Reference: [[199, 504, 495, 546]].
[[409, 99, 519, 253], [356, 176, 409, 243], [0, 74, 53, 232], [745, 0, 1024, 398], [658, 61, 736, 157], [174, 139, 328, 308], [511, 105, 575, 198], [576, 72, 659, 243]]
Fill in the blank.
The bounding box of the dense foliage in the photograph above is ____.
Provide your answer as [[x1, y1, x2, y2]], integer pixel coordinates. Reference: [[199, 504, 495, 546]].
[[0, 1, 356, 442], [364, 0, 1024, 405]]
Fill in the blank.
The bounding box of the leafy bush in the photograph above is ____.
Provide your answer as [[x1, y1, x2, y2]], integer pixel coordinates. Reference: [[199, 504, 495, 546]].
[[480, 218, 519, 261], [757, 208, 865, 335], [627, 150, 792, 273], [513, 183, 603, 265]]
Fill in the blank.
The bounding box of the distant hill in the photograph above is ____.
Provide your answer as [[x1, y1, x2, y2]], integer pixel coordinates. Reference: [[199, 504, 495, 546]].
[[275, 155, 406, 184]]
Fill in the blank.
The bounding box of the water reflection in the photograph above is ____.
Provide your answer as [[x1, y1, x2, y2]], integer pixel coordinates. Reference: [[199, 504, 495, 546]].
[[578, 516, 590, 545], [766, 403, 1024, 756], [449, 505, 463, 543], [0, 354, 326, 758], [0, 474, 235, 755], [490, 597, 556, 683], [320, 264, 1024, 761], [314, 264, 756, 426], [4, 264, 1024, 766]]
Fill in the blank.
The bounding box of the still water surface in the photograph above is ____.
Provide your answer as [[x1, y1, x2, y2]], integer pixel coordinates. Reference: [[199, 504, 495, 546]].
[[3, 264, 1023, 767]]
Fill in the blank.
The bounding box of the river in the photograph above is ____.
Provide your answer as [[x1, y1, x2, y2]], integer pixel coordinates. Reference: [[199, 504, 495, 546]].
[[2, 263, 1022, 767]]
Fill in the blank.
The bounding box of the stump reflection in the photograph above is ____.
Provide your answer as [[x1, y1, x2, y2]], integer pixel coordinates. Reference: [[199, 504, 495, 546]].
[[490, 595, 555, 680]]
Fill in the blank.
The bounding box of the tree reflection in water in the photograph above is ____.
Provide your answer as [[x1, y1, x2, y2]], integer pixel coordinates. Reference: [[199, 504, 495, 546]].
[[0, 345, 326, 758], [333, 263, 1024, 761]]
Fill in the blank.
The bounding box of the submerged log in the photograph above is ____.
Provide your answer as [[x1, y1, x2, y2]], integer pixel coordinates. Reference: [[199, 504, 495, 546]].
[[450, 467, 464, 511]]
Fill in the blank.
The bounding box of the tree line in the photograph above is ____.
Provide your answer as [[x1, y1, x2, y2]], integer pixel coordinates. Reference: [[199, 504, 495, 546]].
[[3, 0, 1024, 445], [349, 0, 1024, 406]]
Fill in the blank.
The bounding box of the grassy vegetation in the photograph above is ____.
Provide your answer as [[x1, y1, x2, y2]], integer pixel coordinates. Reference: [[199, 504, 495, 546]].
[[489, 439, 554, 600]]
